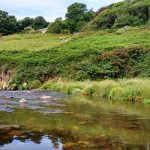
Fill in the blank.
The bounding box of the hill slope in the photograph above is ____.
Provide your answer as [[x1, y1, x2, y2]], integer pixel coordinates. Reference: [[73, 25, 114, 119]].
[[0, 28, 150, 89], [84, 0, 150, 31]]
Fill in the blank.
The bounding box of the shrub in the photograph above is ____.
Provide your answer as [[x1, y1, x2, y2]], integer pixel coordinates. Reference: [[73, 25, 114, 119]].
[[66, 85, 83, 94], [21, 26, 35, 34], [29, 80, 41, 89], [40, 82, 52, 90], [100, 47, 148, 78], [114, 14, 143, 28], [83, 86, 95, 96], [61, 29, 70, 34], [108, 87, 124, 100], [73, 61, 101, 80], [143, 99, 150, 104]]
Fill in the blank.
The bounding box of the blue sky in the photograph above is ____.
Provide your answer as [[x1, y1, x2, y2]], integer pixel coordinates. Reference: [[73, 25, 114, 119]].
[[1, 0, 122, 21]]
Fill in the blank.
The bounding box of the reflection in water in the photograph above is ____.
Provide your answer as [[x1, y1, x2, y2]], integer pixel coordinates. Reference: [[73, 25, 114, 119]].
[[0, 126, 148, 150], [0, 136, 62, 150], [0, 91, 149, 150]]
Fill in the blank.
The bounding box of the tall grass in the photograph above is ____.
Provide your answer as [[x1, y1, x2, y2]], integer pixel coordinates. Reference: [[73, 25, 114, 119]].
[[40, 78, 150, 104]]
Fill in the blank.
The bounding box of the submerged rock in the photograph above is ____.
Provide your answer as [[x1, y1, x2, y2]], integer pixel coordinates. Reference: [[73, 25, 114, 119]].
[[40, 95, 52, 99], [6, 96, 14, 99], [19, 99, 27, 103]]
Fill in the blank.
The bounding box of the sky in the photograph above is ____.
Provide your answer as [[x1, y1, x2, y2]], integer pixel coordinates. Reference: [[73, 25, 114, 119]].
[[0, 0, 123, 22]]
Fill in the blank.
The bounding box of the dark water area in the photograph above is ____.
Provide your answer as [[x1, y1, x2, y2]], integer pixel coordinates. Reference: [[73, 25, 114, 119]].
[[0, 90, 149, 150]]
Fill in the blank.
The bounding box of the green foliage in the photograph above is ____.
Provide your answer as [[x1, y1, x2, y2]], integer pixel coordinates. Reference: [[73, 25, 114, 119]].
[[32, 16, 48, 30], [61, 29, 70, 35], [21, 26, 34, 34], [72, 61, 101, 80], [83, 85, 98, 96], [0, 11, 49, 35], [47, 18, 65, 34], [29, 80, 41, 89], [86, 0, 150, 30], [0, 10, 18, 35], [48, 3, 95, 34], [143, 99, 150, 104], [18, 17, 33, 31], [39, 79, 150, 103], [99, 46, 149, 78], [66, 85, 83, 94], [109, 87, 125, 100], [114, 14, 143, 28], [66, 3, 87, 21], [0, 29, 150, 84], [40, 82, 52, 90]]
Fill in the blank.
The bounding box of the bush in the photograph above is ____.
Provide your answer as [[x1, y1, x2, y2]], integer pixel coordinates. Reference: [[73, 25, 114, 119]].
[[21, 26, 35, 34], [29, 80, 41, 89], [73, 61, 101, 80], [40, 82, 52, 90], [143, 99, 150, 104], [109, 87, 124, 100], [100, 47, 148, 78], [83, 85, 99, 96], [66, 85, 83, 94], [61, 29, 70, 34], [114, 14, 143, 28], [47, 18, 65, 34]]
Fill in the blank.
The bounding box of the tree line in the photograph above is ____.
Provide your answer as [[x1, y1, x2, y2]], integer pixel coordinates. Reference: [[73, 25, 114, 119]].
[[0, 11, 49, 35], [0, 3, 94, 35], [0, 0, 149, 35]]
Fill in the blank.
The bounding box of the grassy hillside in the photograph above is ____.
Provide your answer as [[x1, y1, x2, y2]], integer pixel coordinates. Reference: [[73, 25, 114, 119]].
[[0, 34, 72, 51], [0, 28, 149, 87], [84, 0, 150, 31]]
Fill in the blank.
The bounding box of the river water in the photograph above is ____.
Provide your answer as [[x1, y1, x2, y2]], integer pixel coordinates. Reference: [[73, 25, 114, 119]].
[[0, 90, 149, 150]]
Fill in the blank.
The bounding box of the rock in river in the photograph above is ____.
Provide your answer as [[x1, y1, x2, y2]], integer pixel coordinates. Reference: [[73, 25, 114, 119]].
[[19, 99, 27, 103], [40, 95, 52, 99]]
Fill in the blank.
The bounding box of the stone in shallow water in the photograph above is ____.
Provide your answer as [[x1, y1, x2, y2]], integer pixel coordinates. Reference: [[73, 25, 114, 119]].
[[19, 99, 28, 103], [0, 105, 14, 112], [40, 95, 53, 99]]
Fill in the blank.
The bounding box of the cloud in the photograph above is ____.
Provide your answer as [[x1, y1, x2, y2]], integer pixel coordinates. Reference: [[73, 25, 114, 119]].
[[0, 0, 123, 21]]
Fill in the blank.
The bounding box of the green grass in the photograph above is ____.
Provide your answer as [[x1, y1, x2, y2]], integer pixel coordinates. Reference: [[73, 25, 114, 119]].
[[0, 28, 149, 87], [40, 78, 150, 103], [0, 29, 150, 51], [0, 33, 72, 51]]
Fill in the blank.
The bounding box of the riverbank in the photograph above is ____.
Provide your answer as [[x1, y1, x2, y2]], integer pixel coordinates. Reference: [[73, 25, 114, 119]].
[[1, 78, 149, 104], [0, 28, 149, 104], [40, 78, 150, 104]]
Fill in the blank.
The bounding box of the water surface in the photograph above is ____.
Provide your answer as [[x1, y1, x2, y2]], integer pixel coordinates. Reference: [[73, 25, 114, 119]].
[[0, 91, 149, 150]]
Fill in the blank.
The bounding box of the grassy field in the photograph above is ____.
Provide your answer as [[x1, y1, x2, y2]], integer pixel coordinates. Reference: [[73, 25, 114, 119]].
[[0, 29, 150, 51], [0, 28, 150, 102], [0, 33, 72, 51]]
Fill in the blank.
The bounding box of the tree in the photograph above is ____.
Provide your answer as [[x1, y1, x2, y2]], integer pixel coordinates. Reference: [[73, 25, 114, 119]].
[[0, 10, 18, 35], [66, 3, 87, 21], [47, 18, 65, 34], [18, 17, 33, 31], [32, 16, 48, 30], [65, 3, 94, 33]]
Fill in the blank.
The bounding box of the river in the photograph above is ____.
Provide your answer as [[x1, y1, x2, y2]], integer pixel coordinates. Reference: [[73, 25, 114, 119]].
[[0, 90, 149, 150]]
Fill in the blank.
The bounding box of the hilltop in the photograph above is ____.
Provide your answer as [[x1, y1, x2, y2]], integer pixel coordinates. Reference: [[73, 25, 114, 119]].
[[84, 0, 150, 31]]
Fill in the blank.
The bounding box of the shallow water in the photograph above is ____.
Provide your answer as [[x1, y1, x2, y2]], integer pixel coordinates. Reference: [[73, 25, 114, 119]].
[[0, 91, 149, 150]]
